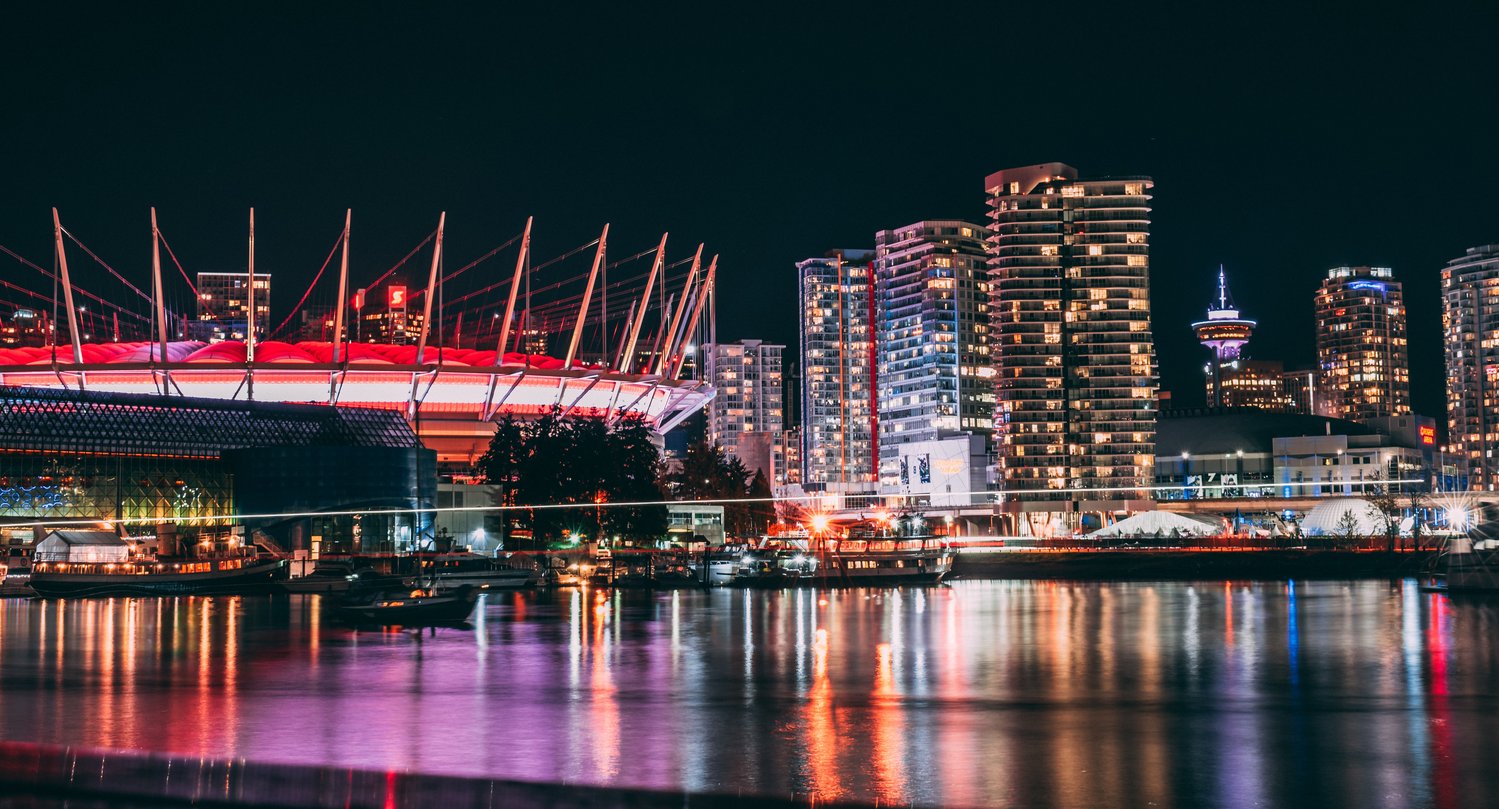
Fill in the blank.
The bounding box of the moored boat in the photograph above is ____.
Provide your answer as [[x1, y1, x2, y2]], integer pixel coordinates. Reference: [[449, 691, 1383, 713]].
[[336, 584, 479, 624], [1444, 536, 1499, 592], [29, 555, 289, 598], [416, 552, 538, 592], [730, 537, 953, 587]]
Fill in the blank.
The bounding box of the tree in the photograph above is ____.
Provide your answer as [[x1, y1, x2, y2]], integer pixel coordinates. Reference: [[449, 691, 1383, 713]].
[[1406, 490, 1432, 551], [666, 438, 756, 538], [477, 408, 669, 548], [1367, 486, 1401, 552], [1335, 509, 1362, 544]]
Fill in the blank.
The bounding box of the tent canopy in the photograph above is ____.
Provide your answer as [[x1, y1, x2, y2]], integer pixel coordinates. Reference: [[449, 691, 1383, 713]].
[[1089, 511, 1221, 539]]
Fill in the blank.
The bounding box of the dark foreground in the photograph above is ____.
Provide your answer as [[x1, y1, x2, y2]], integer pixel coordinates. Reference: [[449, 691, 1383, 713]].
[[1, 581, 1496, 808]]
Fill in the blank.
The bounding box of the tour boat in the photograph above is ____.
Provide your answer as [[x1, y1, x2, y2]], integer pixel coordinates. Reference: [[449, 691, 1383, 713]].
[[417, 552, 538, 592], [731, 537, 953, 587], [29, 554, 289, 598]]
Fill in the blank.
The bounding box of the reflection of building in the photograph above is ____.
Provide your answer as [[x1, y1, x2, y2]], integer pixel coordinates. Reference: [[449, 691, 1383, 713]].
[[874, 221, 993, 485], [705, 339, 784, 480], [798, 251, 877, 486], [1315, 266, 1410, 423], [195, 272, 271, 341], [987, 163, 1157, 501], [1442, 245, 1499, 490], [1192, 268, 1255, 408], [0, 386, 433, 554]]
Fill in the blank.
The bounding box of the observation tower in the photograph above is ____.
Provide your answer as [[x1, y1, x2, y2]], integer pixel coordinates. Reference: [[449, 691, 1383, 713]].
[[1191, 267, 1255, 408]]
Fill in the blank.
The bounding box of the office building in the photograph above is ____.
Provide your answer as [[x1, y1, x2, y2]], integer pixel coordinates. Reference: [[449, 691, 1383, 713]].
[[195, 271, 270, 341], [986, 163, 1158, 503], [1314, 266, 1410, 423], [797, 251, 877, 487], [705, 339, 785, 481], [1442, 245, 1499, 489]]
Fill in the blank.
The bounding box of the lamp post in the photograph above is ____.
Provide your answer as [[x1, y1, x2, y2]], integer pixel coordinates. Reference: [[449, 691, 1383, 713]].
[[1181, 451, 1191, 500]]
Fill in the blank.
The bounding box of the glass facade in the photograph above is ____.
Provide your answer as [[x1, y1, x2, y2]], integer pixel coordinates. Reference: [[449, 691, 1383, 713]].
[[1314, 266, 1410, 423], [798, 252, 877, 486], [873, 221, 993, 485], [0, 387, 427, 549]]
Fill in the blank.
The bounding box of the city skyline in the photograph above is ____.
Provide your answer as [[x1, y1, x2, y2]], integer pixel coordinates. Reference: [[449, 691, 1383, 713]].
[[3, 6, 1495, 425]]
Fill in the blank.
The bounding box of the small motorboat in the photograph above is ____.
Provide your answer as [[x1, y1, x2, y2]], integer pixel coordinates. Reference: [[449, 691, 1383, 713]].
[[336, 584, 480, 625], [282, 559, 372, 594]]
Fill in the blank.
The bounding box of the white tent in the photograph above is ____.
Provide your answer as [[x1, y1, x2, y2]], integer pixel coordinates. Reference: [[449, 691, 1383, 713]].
[[1089, 511, 1221, 539], [1301, 498, 1385, 536], [34, 530, 128, 563]]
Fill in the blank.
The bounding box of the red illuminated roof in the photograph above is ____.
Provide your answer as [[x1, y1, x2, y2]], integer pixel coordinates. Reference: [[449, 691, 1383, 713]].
[[0, 340, 596, 371]]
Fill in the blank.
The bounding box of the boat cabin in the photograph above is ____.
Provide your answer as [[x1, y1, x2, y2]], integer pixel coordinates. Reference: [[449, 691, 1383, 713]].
[[33, 531, 130, 564]]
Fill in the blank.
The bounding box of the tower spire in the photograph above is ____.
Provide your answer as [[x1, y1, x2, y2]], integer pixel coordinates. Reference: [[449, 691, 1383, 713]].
[[1218, 264, 1228, 311]]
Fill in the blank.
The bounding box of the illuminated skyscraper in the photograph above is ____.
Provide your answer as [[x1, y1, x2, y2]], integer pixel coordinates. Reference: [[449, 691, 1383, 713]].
[[705, 339, 785, 481], [1192, 268, 1255, 408], [1314, 266, 1410, 423], [797, 251, 876, 487], [194, 271, 271, 342], [986, 163, 1157, 502], [1442, 245, 1499, 489], [873, 220, 993, 483]]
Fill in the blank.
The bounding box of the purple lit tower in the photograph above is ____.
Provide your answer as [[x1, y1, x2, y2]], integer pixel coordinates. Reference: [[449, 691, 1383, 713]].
[[1192, 267, 1255, 408]]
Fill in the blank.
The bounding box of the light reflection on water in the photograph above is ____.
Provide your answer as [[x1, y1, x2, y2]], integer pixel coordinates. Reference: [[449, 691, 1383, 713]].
[[1, 580, 1497, 808]]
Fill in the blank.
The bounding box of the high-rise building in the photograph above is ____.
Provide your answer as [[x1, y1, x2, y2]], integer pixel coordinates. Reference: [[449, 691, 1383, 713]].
[[1314, 266, 1410, 423], [705, 339, 785, 481], [797, 251, 877, 487], [1192, 268, 1256, 408], [1442, 245, 1499, 490], [986, 163, 1157, 500], [195, 272, 271, 341], [358, 282, 424, 345], [873, 220, 994, 485], [1218, 360, 1296, 411]]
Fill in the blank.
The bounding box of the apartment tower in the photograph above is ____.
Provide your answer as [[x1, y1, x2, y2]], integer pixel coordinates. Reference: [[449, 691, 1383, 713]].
[[797, 252, 877, 487], [873, 221, 994, 481], [986, 163, 1157, 500], [1442, 245, 1499, 489], [1314, 266, 1410, 423]]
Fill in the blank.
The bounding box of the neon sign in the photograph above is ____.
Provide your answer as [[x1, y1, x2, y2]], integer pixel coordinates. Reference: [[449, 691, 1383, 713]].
[[1348, 281, 1387, 293], [1419, 425, 1435, 445]]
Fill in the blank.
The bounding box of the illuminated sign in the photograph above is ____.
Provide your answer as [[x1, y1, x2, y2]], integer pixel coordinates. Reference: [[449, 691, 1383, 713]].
[[352, 289, 366, 310], [1348, 280, 1387, 293], [388, 286, 407, 308], [1419, 425, 1435, 445]]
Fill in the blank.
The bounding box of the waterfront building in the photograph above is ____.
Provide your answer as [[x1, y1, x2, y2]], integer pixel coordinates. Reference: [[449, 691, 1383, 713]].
[[1192, 268, 1256, 408], [1154, 409, 1430, 499], [986, 163, 1158, 506], [0, 386, 433, 554], [1314, 265, 1410, 423], [194, 271, 270, 342], [874, 221, 994, 495], [705, 339, 785, 481], [1442, 245, 1499, 489], [797, 251, 877, 487]]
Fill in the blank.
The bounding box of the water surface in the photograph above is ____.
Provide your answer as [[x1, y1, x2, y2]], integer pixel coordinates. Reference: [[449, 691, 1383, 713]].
[[1, 580, 1496, 808]]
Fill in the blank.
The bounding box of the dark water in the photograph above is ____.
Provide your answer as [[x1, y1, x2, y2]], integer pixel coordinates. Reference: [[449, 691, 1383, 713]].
[[1, 580, 1497, 808]]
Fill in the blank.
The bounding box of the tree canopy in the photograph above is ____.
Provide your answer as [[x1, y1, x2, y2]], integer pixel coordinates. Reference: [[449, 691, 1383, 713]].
[[477, 410, 667, 547], [666, 438, 772, 538]]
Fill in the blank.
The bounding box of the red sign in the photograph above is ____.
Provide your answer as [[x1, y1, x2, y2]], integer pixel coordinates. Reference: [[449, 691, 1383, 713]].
[[388, 286, 407, 308], [1419, 425, 1435, 445], [352, 289, 366, 310]]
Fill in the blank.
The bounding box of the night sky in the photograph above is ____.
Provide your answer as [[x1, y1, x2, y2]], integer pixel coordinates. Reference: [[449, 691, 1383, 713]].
[[4, 3, 1496, 421]]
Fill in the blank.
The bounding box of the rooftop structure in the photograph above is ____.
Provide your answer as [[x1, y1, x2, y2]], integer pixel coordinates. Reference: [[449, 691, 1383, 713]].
[[1192, 268, 1256, 408]]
